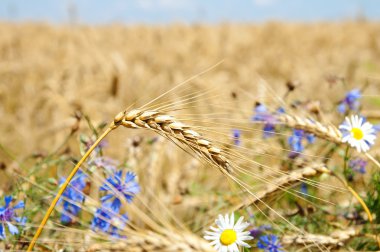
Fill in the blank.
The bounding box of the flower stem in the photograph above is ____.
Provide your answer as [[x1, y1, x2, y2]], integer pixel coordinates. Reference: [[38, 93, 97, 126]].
[[343, 145, 350, 180], [27, 124, 116, 252]]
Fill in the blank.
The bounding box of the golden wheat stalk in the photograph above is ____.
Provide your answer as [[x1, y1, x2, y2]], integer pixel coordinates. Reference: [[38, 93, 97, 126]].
[[87, 231, 214, 252], [27, 108, 231, 251]]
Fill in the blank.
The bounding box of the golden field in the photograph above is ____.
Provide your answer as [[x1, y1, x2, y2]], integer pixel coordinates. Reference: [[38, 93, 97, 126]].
[[1, 21, 380, 158], [0, 21, 380, 251]]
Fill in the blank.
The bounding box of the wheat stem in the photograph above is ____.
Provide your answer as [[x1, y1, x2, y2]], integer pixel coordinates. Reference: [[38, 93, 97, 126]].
[[27, 125, 116, 252], [346, 185, 373, 222], [331, 171, 373, 223]]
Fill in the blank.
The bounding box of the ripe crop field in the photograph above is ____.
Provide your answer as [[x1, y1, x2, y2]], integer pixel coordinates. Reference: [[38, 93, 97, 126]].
[[0, 21, 380, 251]]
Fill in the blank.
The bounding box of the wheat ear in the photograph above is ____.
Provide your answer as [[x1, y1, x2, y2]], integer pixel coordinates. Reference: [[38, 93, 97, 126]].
[[280, 114, 380, 170], [27, 109, 231, 251], [235, 164, 330, 211], [282, 228, 357, 248], [87, 231, 214, 252], [279, 114, 342, 144], [114, 109, 231, 173]]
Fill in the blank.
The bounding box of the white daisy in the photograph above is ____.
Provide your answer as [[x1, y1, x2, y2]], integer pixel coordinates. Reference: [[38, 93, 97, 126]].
[[204, 213, 253, 252], [339, 115, 376, 152]]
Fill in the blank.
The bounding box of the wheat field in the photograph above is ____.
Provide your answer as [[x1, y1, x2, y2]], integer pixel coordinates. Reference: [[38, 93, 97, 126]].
[[0, 21, 380, 251]]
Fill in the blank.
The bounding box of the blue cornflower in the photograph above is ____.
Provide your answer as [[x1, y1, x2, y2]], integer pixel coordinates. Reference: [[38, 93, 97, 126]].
[[250, 224, 272, 238], [263, 124, 276, 138], [91, 202, 128, 238], [100, 170, 140, 212], [232, 129, 241, 146], [276, 107, 286, 114], [288, 129, 304, 153], [0, 196, 26, 240], [305, 133, 315, 144], [300, 183, 308, 195], [252, 104, 283, 138], [257, 234, 284, 252], [59, 171, 87, 224], [349, 158, 367, 174], [288, 129, 315, 158], [338, 89, 361, 114]]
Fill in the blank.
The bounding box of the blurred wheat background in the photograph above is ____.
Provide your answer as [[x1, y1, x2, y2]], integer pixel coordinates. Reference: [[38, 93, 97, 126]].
[[1, 21, 380, 159], [1, 1, 380, 251]]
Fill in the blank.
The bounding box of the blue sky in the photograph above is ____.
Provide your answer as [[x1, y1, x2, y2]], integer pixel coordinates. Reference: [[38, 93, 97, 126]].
[[0, 0, 379, 24]]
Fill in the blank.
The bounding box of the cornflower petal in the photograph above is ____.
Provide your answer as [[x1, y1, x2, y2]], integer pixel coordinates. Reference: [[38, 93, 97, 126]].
[[100, 170, 140, 212], [13, 201, 25, 210], [0, 224, 5, 239], [7, 222, 18, 235]]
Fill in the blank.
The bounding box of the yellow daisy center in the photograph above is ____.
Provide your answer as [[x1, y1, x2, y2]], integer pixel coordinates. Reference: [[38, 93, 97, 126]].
[[220, 229, 237, 246], [351, 127, 364, 140]]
